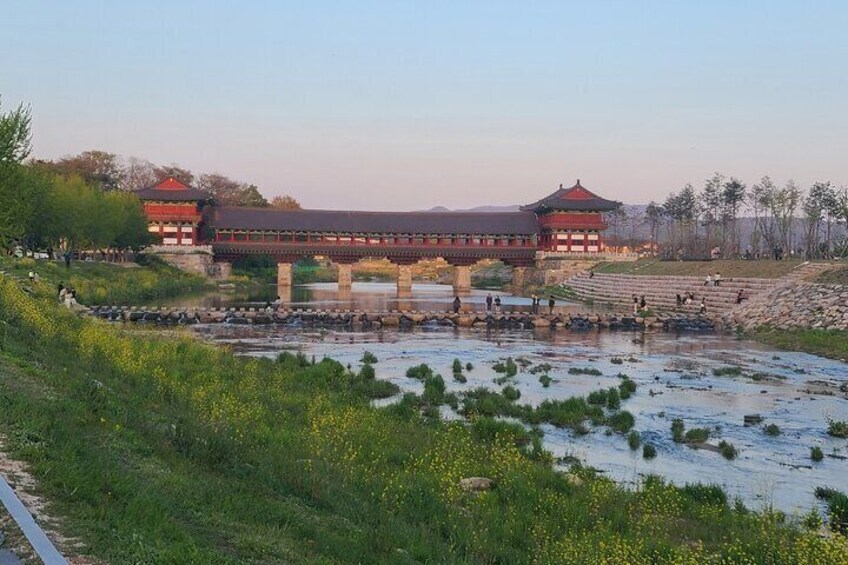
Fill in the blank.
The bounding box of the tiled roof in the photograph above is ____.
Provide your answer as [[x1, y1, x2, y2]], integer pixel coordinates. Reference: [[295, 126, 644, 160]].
[[136, 177, 210, 202], [520, 181, 620, 212], [211, 207, 540, 235]]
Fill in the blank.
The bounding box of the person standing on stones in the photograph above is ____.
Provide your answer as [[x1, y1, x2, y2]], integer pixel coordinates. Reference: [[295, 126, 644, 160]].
[[699, 297, 707, 314], [714, 272, 721, 286], [633, 295, 639, 314], [704, 274, 711, 286], [548, 295, 555, 315], [453, 295, 462, 314], [486, 293, 493, 312], [676, 293, 682, 307], [494, 295, 502, 314], [639, 295, 647, 312]]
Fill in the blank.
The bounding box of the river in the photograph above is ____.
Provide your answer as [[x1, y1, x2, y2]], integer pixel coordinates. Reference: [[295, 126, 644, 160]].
[[176, 281, 848, 515]]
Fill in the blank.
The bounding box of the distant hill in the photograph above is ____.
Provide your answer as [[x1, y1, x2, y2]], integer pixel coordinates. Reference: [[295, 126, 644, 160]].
[[423, 204, 521, 213]]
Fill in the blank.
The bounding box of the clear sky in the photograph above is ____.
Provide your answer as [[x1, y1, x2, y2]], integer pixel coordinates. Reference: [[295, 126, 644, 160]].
[[2, 1, 846, 210]]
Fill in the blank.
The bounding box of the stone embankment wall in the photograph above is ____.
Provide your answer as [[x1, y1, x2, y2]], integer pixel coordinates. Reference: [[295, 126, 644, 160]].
[[725, 282, 848, 331], [146, 245, 215, 276]]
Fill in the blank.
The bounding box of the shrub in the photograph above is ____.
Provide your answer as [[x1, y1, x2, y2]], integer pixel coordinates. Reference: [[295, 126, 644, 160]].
[[406, 364, 434, 381], [528, 363, 552, 374], [539, 374, 552, 388], [680, 483, 728, 507], [671, 419, 685, 443], [505, 357, 518, 377], [361, 351, 378, 364], [802, 509, 823, 531], [423, 374, 446, 405], [819, 489, 848, 535], [684, 428, 710, 443], [643, 444, 657, 459], [811, 446, 824, 462], [618, 378, 637, 399], [719, 441, 738, 460], [611, 357, 624, 365], [502, 385, 521, 402], [713, 366, 743, 377], [627, 430, 641, 450], [606, 387, 621, 410], [827, 419, 848, 438], [276, 351, 312, 368], [452, 358, 463, 374], [763, 423, 781, 436], [569, 367, 602, 376], [471, 417, 531, 446], [453, 372, 467, 384], [465, 362, 473, 371], [587, 389, 608, 405], [608, 411, 635, 433], [359, 363, 376, 380]]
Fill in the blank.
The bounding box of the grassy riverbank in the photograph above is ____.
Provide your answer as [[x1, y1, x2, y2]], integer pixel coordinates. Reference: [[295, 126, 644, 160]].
[[0, 278, 847, 562], [750, 328, 848, 362], [594, 258, 808, 278], [0, 256, 211, 305]]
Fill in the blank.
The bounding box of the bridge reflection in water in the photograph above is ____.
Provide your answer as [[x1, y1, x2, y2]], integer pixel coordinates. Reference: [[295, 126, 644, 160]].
[[157, 282, 600, 315]]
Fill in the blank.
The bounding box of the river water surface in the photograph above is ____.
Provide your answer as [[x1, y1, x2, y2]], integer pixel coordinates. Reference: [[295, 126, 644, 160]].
[[183, 282, 848, 515]]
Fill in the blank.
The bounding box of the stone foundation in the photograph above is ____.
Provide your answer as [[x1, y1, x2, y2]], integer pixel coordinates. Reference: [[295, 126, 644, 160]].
[[146, 245, 215, 277]]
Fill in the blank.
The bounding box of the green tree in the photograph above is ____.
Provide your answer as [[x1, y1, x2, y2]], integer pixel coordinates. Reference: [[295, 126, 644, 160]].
[[237, 184, 270, 207], [0, 98, 34, 250]]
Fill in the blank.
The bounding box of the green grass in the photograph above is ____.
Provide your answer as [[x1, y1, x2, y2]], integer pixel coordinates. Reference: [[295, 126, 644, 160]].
[[0, 255, 210, 305], [1, 276, 847, 562], [593, 258, 807, 278], [816, 265, 848, 285], [751, 327, 848, 361], [828, 419, 848, 439]]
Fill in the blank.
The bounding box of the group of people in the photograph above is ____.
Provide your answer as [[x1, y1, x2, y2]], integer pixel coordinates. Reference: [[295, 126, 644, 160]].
[[529, 294, 556, 315], [264, 296, 284, 313], [674, 292, 708, 313], [57, 283, 78, 309], [632, 295, 648, 313], [484, 293, 502, 314], [704, 272, 722, 286]]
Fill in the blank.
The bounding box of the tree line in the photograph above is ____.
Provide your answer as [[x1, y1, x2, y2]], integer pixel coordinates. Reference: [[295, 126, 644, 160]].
[[0, 98, 301, 256], [606, 174, 848, 259], [34, 150, 301, 209]]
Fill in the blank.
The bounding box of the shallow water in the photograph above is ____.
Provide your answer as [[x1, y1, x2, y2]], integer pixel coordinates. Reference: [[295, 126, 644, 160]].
[[159, 281, 609, 314], [189, 283, 848, 515]]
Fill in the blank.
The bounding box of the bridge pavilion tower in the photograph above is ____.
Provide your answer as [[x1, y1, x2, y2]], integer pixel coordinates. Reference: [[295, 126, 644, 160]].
[[136, 178, 211, 246], [520, 180, 620, 253]]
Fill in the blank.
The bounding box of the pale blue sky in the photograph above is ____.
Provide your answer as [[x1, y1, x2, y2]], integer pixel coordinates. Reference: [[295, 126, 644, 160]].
[[2, 1, 846, 209]]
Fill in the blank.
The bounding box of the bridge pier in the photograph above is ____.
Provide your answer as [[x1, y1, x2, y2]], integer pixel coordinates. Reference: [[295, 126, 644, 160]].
[[276, 262, 293, 287], [512, 267, 527, 293], [397, 264, 413, 296], [453, 265, 471, 294], [337, 263, 353, 291]]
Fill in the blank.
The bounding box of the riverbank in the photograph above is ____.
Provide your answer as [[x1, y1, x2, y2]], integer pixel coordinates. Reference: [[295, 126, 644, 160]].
[[749, 328, 848, 362], [0, 255, 211, 304], [1, 276, 847, 562]]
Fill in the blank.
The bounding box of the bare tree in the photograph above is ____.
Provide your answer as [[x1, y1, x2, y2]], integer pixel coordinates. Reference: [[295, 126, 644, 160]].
[[121, 157, 158, 192]]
